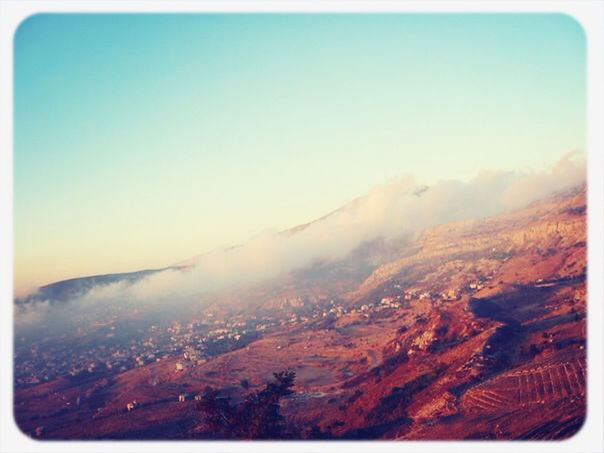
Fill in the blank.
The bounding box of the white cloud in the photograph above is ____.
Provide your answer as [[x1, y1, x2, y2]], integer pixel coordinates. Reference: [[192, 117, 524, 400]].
[[15, 151, 586, 319]]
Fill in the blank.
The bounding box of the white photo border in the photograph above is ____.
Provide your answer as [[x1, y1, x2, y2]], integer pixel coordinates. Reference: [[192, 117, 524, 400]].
[[1, 2, 602, 453]]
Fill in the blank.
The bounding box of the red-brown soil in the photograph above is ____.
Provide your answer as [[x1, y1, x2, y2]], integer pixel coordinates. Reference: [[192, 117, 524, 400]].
[[14, 186, 587, 440]]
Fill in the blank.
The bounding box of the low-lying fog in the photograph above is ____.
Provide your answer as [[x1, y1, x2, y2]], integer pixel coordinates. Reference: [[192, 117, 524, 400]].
[[15, 151, 585, 335]]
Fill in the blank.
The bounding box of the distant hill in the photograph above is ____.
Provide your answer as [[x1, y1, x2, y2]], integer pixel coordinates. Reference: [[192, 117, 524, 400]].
[[16, 267, 181, 305]]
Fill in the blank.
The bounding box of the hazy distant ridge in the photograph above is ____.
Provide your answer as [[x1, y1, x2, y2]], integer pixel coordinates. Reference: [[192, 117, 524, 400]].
[[16, 267, 179, 305]]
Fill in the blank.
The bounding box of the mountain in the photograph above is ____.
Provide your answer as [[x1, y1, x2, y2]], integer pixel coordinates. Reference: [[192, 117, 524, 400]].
[[13, 185, 586, 440], [16, 266, 183, 305], [16, 183, 431, 307]]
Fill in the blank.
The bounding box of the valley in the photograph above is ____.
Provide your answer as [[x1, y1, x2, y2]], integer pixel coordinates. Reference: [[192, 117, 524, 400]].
[[13, 185, 587, 440]]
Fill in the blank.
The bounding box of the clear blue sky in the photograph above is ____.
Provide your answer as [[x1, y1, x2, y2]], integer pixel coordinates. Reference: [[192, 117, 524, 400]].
[[14, 13, 586, 290]]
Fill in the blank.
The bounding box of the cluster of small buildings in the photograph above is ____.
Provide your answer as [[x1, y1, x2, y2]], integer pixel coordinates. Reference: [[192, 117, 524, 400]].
[[16, 270, 498, 389], [15, 316, 235, 387]]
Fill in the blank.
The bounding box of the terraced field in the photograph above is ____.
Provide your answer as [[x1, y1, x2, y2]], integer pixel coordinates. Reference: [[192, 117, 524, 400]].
[[462, 355, 586, 413], [513, 359, 585, 404]]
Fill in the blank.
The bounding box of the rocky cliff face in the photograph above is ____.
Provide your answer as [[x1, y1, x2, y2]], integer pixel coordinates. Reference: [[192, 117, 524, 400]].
[[347, 186, 585, 303]]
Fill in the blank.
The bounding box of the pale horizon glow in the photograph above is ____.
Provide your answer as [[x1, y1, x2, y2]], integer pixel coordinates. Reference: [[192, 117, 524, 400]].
[[13, 13, 586, 292]]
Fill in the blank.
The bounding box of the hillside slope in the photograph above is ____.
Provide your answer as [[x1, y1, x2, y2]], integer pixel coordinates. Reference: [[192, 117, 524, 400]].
[[14, 186, 586, 440]]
